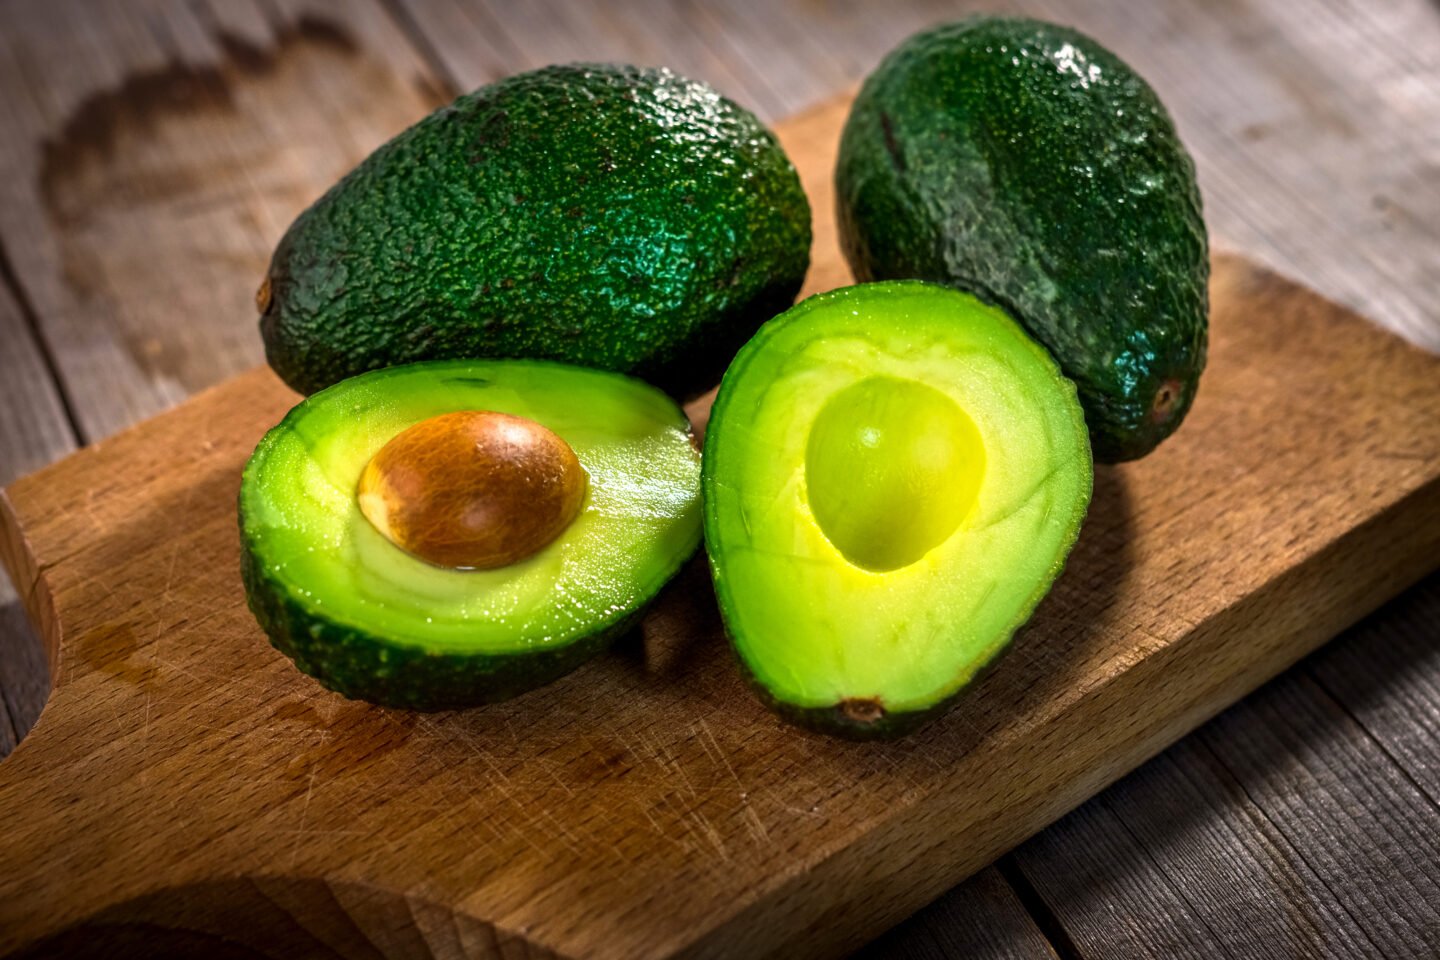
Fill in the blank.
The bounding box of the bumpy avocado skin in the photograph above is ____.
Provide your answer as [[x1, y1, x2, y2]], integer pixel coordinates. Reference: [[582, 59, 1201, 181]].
[[836, 18, 1208, 461], [262, 63, 811, 399], [239, 539, 643, 710]]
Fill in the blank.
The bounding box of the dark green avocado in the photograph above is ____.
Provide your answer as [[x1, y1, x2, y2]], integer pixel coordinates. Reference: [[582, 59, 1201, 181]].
[[239, 359, 703, 709], [702, 282, 1091, 738], [260, 63, 811, 399], [836, 17, 1208, 461]]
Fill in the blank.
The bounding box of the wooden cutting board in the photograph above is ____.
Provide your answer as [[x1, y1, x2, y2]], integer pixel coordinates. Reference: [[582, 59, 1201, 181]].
[[2, 95, 1438, 960]]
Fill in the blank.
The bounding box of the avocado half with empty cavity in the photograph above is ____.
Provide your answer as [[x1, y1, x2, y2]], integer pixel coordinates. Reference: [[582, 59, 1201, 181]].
[[239, 359, 702, 709], [702, 282, 1092, 737]]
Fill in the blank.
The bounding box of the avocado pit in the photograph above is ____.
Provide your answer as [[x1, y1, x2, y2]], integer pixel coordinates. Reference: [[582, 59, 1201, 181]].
[[357, 410, 587, 570]]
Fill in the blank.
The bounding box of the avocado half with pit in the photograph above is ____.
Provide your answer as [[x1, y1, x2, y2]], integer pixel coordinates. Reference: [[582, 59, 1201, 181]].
[[702, 282, 1092, 737], [239, 359, 702, 709]]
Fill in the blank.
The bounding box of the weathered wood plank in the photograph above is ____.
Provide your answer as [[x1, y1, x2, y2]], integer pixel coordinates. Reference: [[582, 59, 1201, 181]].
[[856, 865, 1059, 960], [1004, 574, 1440, 959], [0, 276, 77, 480], [0, 0, 444, 441], [0, 0, 450, 764], [0, 274, 74, 753], [393, 0, 821, 122], [0, 601, 48, 758], [1309, 576, 1440, 806]]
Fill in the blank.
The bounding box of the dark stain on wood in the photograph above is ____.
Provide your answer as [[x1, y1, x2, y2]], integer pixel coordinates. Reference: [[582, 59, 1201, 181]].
[[269, 699, 321, 726], [74, 622, 155, 687], [38, 16, 358, 229], [29, 13, 442, 391]]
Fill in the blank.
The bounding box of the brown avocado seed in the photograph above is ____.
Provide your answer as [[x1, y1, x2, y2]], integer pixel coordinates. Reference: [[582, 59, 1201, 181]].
[[357, 410, 587, 570]]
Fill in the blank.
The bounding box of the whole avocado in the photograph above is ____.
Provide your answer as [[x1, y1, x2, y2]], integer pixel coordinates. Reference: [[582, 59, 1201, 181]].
[[260, 64, 811, 398], [836, 18, 1208, 461]]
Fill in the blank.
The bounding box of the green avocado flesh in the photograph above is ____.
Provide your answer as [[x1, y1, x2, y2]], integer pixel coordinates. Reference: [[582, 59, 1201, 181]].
[[836, 17, 1208, 461], [239, 360, 702, 709], [702, 282, 1092, 737], [261, 63, 811, 399]]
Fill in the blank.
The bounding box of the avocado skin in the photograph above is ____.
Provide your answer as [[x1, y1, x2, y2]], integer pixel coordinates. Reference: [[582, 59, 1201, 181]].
[[750, 651, 1012, 740], [240, 517, 656, 710], [262, 63, 811, 399], [836, 18, 1208, 461]]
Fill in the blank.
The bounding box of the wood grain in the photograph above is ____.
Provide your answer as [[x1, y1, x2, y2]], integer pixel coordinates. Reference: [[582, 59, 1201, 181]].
[[0, 0, 453, 758], [0, 93, 1438, 959], [1006, 574, 1440, 959], [0, 279, 77, 481], [1310, 581, 1440, 807], [1016, 0, 1440, 353], [0, 0, 446, 441], [856, 866, 1059, 960], [0, 0, 450, 763], [0, 271, 73, 754]]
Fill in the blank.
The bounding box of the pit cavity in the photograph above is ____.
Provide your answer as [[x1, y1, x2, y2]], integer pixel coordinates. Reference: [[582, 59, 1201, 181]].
[[804, 376, 983, 572]]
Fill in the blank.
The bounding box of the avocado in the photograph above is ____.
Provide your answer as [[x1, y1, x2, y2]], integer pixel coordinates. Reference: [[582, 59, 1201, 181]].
[[260, 63, 811, 399], [702, 282, 1091, 737], [239, 359, 702, 709], [835, 17, 1207, 461]]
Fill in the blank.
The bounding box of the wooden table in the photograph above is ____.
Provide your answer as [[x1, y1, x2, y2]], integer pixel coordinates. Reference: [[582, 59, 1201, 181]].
[[1, 1, 1436, 956]]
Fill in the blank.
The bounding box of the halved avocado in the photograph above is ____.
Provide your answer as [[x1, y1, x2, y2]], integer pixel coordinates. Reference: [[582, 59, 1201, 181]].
[[240, 359, 702, 709], [702, 282, 1091, 737]]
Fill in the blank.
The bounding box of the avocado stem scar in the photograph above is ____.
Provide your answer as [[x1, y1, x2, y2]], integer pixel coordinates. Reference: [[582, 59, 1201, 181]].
[[838, 697, 886, 725], [1151, 377, 1182, 422]]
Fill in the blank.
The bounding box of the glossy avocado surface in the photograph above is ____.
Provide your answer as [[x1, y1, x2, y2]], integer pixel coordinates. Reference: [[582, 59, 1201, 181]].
[[239, 359, 702, 709], [702, 282, 1092, 737], [261, 63, 811, 399], [836, 17, 1208, 461]]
